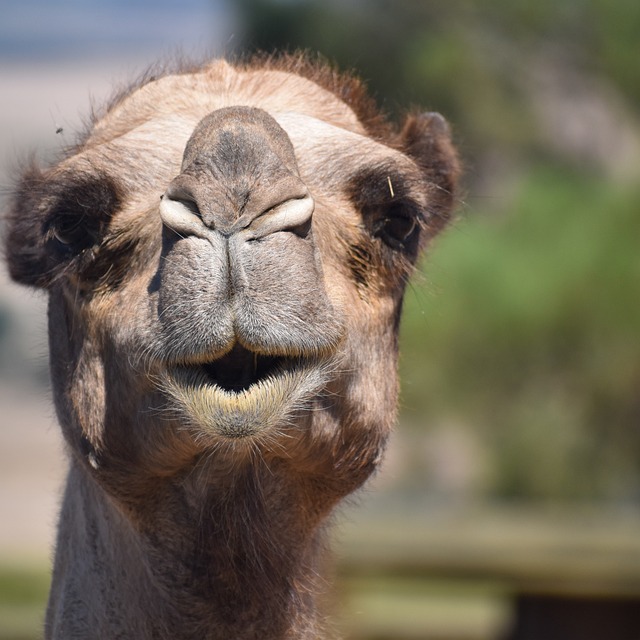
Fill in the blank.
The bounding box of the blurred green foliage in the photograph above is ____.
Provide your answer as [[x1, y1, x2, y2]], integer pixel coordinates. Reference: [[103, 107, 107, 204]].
[[235, 0, 640, 503], [400, 169, 640, 501], [0, 567, 48, 640]]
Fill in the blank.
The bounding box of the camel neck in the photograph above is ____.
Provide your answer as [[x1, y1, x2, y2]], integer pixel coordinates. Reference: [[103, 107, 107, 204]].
[[46, 460, 331, 640]]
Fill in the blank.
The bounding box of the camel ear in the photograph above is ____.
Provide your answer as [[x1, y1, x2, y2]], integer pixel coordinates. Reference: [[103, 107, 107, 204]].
[[399, 111, 460, 234], [4, 166, 53, 289]]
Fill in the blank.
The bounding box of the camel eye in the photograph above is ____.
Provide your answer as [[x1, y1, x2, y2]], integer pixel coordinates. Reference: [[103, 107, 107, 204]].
[[42, 174, 121, 259], [49, 214, 93, 252], [375, 205, 418, 250]]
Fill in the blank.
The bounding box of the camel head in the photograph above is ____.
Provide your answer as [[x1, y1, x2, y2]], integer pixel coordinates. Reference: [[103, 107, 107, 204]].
[[4, 57, 458, 638]]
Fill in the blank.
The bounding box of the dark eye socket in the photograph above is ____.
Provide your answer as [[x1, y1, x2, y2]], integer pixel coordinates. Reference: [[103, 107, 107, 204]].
[[51, 215, 86, 245], [47, 212, 96, 254], [374, 204, 419, 250], [37, 174, 121, 271]]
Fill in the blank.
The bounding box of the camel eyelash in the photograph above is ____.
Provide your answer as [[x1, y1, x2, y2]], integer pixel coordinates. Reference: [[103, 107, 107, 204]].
[[371, 200, 422, 250], [346, 166, 426, 253], [42, 174, 122, 256], [46, 212, 95, 252]]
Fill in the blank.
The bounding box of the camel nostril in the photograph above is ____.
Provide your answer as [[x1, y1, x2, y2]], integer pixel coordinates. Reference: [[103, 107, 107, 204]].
[[159, 193, 208, 238], [289, 213, 312, 238], [246, 194, 315, 240]]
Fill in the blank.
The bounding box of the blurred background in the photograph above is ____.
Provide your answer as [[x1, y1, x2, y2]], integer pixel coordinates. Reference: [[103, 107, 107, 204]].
[[1, 1, 639, 638]]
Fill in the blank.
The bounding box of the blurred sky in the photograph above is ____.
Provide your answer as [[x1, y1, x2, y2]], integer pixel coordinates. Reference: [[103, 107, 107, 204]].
[[1, 0, 234, 61]]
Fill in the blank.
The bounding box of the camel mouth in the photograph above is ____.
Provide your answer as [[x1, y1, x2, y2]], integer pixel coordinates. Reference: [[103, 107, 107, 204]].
[[159, 345, 331, 441], [198, 344, 288, 393]]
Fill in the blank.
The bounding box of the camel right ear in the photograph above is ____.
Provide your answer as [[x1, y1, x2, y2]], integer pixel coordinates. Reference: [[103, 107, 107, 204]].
[[399, 111, 460, 235], [4, 165, 54, 289]]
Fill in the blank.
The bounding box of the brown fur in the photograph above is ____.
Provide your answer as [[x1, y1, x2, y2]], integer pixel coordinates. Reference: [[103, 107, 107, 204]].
[[3, 55, 459, 639]]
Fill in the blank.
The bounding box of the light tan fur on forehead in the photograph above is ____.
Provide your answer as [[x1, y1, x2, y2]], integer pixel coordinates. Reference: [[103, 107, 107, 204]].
[[87, 60, 365, 150], [60, 115, 196, 186], [275, 112, 419, 187]]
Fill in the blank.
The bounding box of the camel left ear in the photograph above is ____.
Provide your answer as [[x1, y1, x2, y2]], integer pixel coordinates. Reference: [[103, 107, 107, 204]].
[[3, 165, 53, 289], [399, 111, 460, 235]]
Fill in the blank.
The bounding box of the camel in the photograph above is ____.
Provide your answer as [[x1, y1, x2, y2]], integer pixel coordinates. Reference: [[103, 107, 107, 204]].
[[4, 55, 459, 639]]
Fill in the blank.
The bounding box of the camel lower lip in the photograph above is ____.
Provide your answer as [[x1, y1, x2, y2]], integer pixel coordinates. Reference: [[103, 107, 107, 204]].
[[159, 358, 327, 440]]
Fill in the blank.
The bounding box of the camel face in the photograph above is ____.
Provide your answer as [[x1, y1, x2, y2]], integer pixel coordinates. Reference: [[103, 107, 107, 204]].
[[6, 60, 458, 489]]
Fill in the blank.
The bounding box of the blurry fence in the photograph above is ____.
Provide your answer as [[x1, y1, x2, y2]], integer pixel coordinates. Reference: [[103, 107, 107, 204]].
[[336, 508, 640, 640]]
